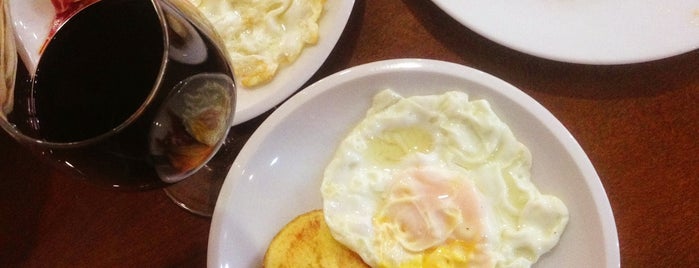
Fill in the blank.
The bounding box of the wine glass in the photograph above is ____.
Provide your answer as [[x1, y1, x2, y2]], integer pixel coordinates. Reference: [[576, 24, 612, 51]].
[[0, 0, 238, 216]]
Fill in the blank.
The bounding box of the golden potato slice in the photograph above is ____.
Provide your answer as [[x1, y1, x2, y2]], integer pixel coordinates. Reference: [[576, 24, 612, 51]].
[[263, 210, 369, 268]]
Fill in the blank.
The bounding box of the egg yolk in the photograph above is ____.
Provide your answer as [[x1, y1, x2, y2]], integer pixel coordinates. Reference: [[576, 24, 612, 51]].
[[374, 167, 493, 267], [379, 240, 493, 268], [366, 127, 434, 166]]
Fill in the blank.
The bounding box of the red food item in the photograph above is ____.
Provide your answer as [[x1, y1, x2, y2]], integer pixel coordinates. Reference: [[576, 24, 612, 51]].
[[42, 0, 100, 52], [51, 0, 100, 26]]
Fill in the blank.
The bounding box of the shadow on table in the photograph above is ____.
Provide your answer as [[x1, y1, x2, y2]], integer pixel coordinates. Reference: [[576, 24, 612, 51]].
[[0, 130, 51, 264], [401, 0, 699, 100]]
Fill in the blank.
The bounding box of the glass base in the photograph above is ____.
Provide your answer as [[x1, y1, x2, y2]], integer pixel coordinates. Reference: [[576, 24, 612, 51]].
[[163, 126, 242, 217], [161, 112, 265, 217], [163, 164, 224, 217]]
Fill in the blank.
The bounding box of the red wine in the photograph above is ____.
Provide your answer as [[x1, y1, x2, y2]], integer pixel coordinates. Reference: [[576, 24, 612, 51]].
[[7, 0, 235, 189], [26, 0, 163, 143]]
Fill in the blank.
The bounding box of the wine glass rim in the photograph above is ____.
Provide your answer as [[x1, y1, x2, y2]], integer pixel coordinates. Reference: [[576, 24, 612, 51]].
[[1, 0, 177, 148]]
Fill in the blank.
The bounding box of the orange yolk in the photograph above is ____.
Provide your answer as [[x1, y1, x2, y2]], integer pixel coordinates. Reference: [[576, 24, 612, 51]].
[[374, 166, 492, 267]]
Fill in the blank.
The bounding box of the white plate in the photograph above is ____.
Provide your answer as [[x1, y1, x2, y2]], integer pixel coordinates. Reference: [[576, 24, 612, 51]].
[[208, 59, 620, 267], [431, 0, 699, 64], [7, 0, 355, 125]]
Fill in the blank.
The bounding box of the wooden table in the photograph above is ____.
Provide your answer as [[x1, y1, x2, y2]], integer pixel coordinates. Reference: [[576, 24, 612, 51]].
[[2, 0, 697, 266]]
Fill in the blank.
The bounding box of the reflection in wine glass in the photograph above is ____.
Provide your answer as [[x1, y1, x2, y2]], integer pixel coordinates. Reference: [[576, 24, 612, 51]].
[[0, 0, 239, 216]]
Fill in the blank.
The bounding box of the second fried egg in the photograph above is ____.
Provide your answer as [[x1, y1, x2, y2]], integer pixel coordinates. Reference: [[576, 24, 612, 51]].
[[188, 0, 324, 88]]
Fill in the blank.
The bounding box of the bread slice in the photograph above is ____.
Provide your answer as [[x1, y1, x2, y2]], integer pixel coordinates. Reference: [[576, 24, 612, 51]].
[[263, 210, 369, 268]]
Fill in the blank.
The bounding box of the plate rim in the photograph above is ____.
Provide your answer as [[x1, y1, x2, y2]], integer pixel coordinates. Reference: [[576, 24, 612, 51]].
[[208, 58, 620, 267], [429, 0, 699, 65]]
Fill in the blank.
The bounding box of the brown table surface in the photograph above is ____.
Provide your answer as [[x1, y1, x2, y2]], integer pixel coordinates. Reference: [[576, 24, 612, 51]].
[[2, 1, 698, 267]]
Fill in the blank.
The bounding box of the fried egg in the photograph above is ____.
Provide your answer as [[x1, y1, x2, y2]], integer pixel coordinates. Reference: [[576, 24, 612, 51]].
[[321, 89, 569, 267], [187, 0, 324, 88]]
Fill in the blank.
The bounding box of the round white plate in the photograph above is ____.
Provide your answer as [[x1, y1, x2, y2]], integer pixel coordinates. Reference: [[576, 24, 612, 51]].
[[431, 0, 699, 64], [7, 0, 355, 125], [208, 59, 620, 267]]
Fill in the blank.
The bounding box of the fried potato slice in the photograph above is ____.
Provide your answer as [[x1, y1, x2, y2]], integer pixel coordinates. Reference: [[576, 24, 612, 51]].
[[263, 210, 369, 268]]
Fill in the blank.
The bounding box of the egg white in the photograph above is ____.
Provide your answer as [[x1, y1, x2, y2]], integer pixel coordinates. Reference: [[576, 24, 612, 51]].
[[187, 0, 324, 87], [321, 89, 569, 267]]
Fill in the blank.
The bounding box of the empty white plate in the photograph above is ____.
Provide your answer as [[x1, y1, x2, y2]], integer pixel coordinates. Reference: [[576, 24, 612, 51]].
[[431, 0, 699, 64]]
